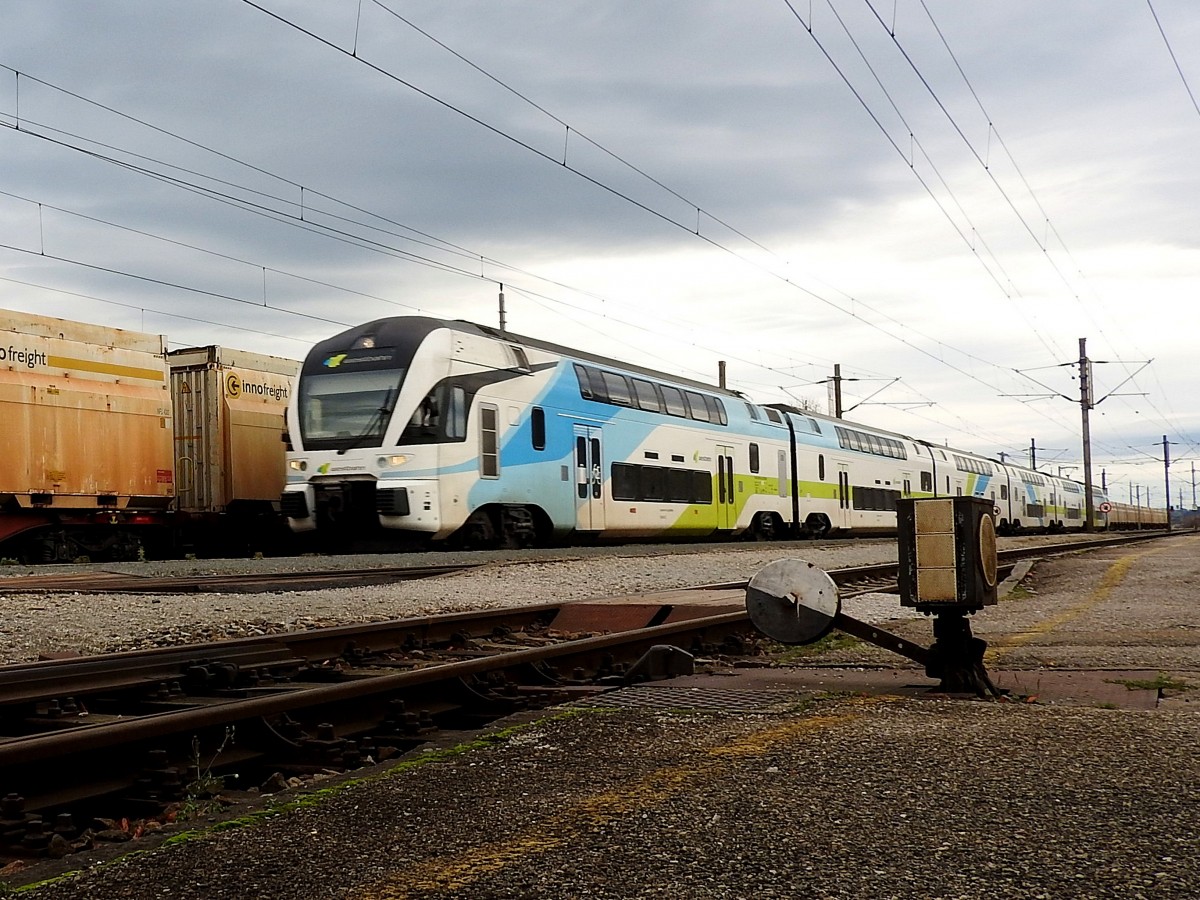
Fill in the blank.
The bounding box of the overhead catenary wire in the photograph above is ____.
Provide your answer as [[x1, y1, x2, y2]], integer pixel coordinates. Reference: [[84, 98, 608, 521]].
[[0, 8, 1186, 476]]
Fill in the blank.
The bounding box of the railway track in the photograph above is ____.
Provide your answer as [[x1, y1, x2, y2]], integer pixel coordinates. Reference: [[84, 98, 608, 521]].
[[0, 530, 1174, 867], [0, 562, 478, 594]]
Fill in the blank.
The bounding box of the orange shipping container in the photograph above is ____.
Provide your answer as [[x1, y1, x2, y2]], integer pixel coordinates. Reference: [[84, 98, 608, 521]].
[[168, 346, 298, 514], [0, 310, 174, 513]]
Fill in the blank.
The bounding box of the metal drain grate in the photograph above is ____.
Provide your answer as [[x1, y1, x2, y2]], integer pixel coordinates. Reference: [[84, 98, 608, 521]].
[[571, 685, 800, 712]]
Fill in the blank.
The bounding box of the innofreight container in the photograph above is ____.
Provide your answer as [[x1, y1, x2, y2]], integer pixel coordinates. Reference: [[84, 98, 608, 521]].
[[167, 346, 298, 516], [0, 309, 174, 557]]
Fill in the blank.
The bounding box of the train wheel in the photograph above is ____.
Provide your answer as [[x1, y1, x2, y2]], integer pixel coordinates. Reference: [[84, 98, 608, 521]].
[[803, 514, 831, 539], [499, 506, 536, 549], [749, 512, 779, 542]]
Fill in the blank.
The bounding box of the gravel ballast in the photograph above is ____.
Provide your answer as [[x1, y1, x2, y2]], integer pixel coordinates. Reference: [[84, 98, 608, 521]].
[[6, 532, 1198, 898], [0, 533, 1126, 665]]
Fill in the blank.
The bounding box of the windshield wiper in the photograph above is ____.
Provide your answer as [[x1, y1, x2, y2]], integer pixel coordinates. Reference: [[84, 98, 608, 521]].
[[336, 389, 396, 455]]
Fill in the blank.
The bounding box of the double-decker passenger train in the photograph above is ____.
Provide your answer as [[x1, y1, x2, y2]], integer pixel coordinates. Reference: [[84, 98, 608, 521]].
[[280, 316, 1146, 549]]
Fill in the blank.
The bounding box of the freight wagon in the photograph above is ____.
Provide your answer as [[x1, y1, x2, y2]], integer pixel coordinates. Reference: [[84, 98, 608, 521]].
[[0, 309, 297, 562]]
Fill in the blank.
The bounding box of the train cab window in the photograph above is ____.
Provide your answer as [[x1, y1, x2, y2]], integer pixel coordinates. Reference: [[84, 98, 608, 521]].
[[685, 391, 710, 422], [601, 371, 633, 406], [531, 406, 546, 451], [632, 378, 663, 413], [660, 385, 686, 417], [480, 404, 500, 478], [444, 386, 466, 440], [749, 443, 760, 474], [573, 364, 594, 399], [818, 454, 825, 481]]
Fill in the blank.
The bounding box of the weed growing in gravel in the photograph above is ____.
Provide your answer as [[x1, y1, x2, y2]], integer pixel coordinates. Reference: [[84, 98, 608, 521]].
[[1108, 673, 1195, 694], [763, 632, 861, 664], [177, 727, 237, 821]]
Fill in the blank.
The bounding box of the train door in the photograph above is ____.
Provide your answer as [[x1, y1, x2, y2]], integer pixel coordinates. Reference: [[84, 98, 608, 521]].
[[715, 443, 737, 530], [836, 462, 852, 529], [573, 425, 606, 532]]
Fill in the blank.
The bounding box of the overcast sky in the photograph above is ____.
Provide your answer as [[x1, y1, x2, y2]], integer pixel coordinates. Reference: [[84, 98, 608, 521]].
[[1, 1, 1197, 506]]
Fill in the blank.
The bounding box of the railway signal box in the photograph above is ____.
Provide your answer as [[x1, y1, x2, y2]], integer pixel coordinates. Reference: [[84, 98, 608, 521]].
[[897, 496, 998, 611]]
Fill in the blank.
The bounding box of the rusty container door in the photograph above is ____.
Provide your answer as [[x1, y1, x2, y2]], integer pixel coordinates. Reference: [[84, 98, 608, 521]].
[[169, 348, 222, 513], [168, 346, 297, 512]]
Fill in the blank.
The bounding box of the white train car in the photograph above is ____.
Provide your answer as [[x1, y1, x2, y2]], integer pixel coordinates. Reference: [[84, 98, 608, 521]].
[[281, 316, 1110, 548]]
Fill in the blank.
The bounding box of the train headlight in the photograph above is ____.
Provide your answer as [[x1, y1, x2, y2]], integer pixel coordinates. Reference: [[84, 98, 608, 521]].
[[289, 459, 308, 472], [378, 455, 409, 468]]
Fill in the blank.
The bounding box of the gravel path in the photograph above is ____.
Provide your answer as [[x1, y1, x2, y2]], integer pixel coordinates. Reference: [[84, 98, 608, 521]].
[[23, 699, 1199, 899]]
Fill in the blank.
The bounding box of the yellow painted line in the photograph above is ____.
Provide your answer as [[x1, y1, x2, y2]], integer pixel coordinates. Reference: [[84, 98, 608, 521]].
[[353, 707, 868, 899], [986, 544, 1165, 665], [46, 354, 165, 381]]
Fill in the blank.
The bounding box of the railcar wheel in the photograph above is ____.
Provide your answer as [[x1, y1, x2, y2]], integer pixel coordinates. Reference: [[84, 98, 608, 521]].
[[750, 512, 779, 542], [803, 514, 831, 539]]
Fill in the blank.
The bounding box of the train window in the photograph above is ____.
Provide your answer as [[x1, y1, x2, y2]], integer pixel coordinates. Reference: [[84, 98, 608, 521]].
[[644, 451, 659, 460], [531, 406, 545, 451], [818, 454, 825, 481], [685, 391, 710, 422], [672, 454, 685, 462], [444, 386, 466, 440], [573, 364, 594, 400], [706, 396, 728, 425], [745, 403, 760, 421], [660, 385, 686, 417], [480, 404, 500, 478], [764, 407, 783, 424], [749, 443, 760, 474], [601, 371, 633, 406], [790, 415, 821, 435], [691, 471, 713, 504], [632, 378, 663, 413], [1000, 484, 1008, 500], [666, 469, 691, 502], [642, 466, 665, 501], [920, 471, 932, 493], [778, 450, 788, 498], [612, 463, 639, 501]]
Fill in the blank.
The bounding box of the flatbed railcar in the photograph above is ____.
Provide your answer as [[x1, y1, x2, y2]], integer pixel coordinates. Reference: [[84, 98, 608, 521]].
[[280, 316, 1123, 548], [0, 309, 297, 562]]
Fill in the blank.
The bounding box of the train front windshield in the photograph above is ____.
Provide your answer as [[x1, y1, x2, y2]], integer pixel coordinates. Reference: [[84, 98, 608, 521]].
[[298, 368, 406, 449]]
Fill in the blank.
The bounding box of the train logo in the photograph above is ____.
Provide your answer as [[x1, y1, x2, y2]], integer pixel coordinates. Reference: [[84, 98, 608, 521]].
[[225, 372, 242, 398]]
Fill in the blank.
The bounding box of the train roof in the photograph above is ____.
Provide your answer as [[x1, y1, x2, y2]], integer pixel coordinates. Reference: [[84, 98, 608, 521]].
[[309, 316, 749, 399]]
